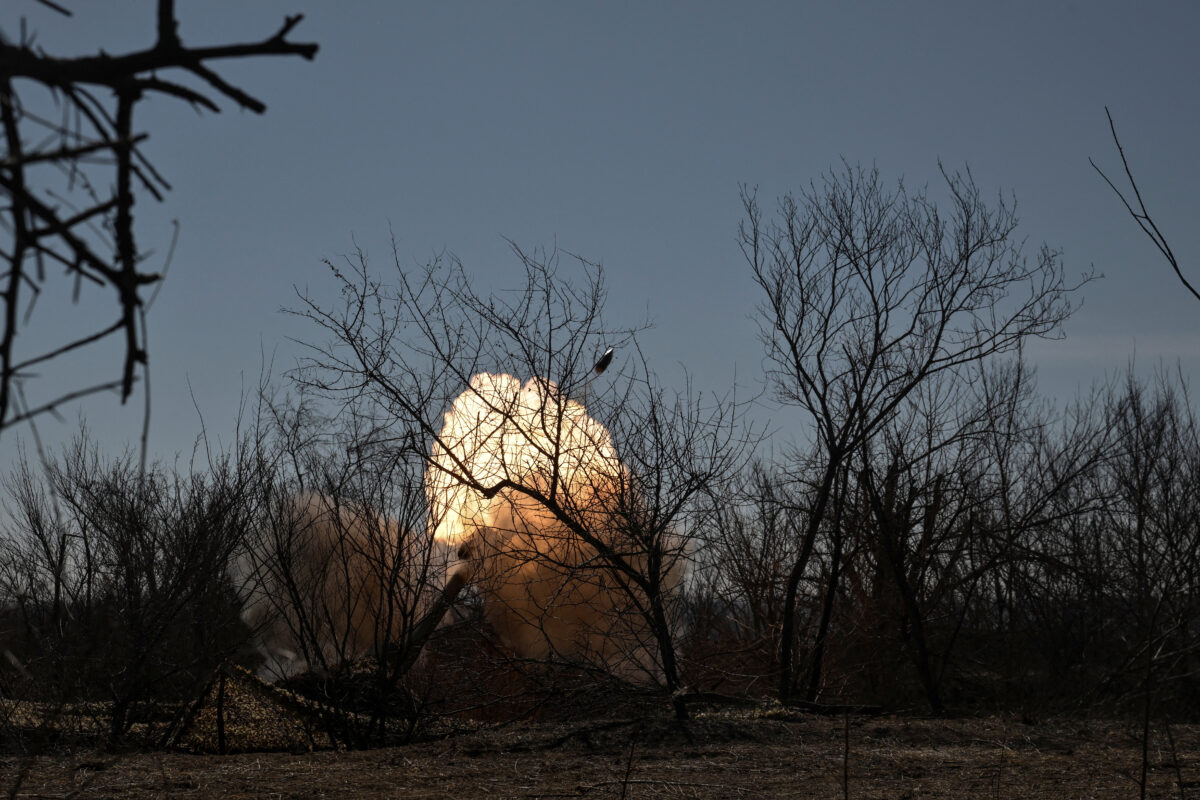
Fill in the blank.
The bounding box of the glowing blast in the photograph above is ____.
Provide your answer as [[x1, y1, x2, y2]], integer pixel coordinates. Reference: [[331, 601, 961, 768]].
[[429, 373, 662, 676]]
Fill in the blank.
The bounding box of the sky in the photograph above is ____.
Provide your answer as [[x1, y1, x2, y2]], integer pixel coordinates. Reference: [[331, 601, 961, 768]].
[[4, 0, 1199, 467]]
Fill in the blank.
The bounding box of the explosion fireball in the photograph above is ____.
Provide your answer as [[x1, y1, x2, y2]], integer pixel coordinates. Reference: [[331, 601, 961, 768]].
[[430, 372, 664, 677]]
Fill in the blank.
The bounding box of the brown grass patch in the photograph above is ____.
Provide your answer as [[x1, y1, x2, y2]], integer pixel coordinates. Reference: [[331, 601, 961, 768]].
[[5, 711, 1199, 798]]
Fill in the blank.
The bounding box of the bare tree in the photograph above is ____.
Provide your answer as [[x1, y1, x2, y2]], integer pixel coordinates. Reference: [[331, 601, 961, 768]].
[[293, 244, 747, 717], [740, 163, 1089, 703], [0, 2, 317, 437]]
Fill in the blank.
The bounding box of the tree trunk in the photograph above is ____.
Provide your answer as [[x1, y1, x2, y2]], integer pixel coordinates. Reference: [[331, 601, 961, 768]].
[[861, 468, 943, 714], [805, 494, 845, 702], [778, 457, 841, 703]]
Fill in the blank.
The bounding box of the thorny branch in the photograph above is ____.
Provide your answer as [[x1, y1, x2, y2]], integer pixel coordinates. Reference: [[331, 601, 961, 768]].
[[0, 1, 318, 436]]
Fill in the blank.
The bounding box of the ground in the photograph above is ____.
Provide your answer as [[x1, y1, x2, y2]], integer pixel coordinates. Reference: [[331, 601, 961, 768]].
[[5, 712, 1198, 799]]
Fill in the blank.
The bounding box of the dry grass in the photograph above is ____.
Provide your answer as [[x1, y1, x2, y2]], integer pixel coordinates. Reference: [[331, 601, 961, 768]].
[[5, 710, 1199, 799]]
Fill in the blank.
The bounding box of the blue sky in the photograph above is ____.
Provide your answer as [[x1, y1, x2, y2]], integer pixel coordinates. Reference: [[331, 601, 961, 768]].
[[5, 1, 1199, 464]]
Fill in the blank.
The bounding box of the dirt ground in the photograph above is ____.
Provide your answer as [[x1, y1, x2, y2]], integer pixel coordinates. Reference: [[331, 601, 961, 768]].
[[5, 712, 1199, 799]]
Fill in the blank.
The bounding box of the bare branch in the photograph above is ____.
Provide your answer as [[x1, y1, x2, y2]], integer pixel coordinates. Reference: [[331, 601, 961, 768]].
[[34, 0, 72, 15], [1090, 107, 1198, 303], [0, 9, 317, 434], [3, 378, 128, 427]]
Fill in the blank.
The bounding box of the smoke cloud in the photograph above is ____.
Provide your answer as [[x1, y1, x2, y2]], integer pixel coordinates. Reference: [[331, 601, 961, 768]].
[[238, 493, 431, 680], [239, 372, 676, 682]]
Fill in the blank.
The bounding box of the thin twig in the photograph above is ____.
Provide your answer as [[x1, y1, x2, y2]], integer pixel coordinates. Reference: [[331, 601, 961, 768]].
[[33, 0, 72, 16], [4, 379, 130, 427], [1090, 106, 1199, 303]]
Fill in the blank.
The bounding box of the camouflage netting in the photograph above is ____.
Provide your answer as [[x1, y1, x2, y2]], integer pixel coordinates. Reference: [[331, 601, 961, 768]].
[[171, 667, 328, 753]]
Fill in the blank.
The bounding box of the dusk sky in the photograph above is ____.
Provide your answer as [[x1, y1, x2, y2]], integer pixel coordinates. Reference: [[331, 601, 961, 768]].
[[5, 1, 1198, 465]]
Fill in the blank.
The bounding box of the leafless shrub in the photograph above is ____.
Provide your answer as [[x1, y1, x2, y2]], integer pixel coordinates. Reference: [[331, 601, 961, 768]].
[[232, 399, 448, 744], [688, 463, 804, 695], [0, 428, 267, 745]]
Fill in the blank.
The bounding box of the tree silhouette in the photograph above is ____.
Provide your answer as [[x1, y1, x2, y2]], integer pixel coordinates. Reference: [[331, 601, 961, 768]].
[[740, 163, 1089, 702]]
